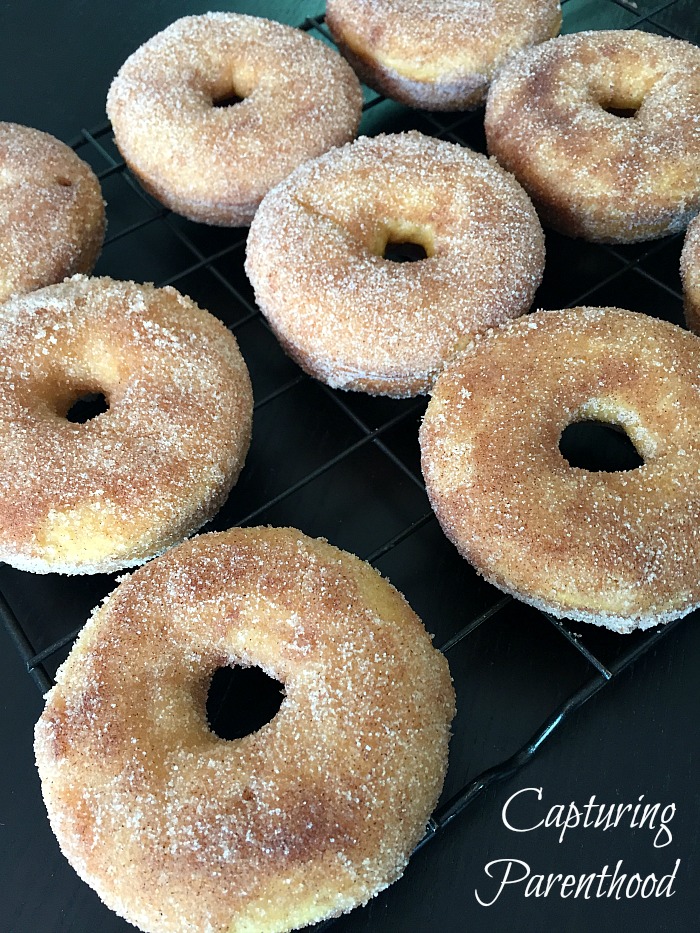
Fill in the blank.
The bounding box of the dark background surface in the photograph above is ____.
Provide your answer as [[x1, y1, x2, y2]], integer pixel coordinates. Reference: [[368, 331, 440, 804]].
[[1, 1, 699, 931]]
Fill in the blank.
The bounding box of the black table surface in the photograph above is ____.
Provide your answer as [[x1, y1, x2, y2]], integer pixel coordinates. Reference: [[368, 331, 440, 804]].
[[1, 2, 699, 932]]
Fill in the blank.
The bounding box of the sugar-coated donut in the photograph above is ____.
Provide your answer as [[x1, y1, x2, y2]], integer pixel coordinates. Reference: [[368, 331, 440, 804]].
[[326, 0, 561, 111], [106, 13, 363, 226], [0, 276, 252, 574], [681, 213, 700, 333], [245, 132, 545, 397], [0, 122, 105, 303], [420, 307, 700, 633], [485, 30, 700, 243], [35, 526, 455, 933]]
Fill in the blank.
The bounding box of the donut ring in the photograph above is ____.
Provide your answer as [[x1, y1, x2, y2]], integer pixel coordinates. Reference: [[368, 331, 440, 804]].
[[0, 122, 105, 302], [245, 132, 545, 397], [0, 276, 252, 574], [34, 527, 455, 933], [106, 13, 363, 226], [485, 30, 700, 243], [680, 213, 700, 333], [420, 307, 700, 633], [326, 0, 561, 111]]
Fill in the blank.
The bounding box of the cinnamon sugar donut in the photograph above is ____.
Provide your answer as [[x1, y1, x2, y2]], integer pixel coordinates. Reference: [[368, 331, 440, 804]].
[[245, 132, 545, 397], [106, 13, 363, 226], [35, 526, 455, 933], [326, 0, 561, 111], [0, 122, 105, 302], [485, 30, 700, 243], [0, 276, 252, 574], [681, 213, 700, 333], [420, 307, 700, 633]]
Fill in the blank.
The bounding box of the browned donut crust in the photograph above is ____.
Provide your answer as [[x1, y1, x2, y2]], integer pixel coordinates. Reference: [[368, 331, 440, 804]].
[[326, 0, 561, 111], [0, 276, 253, 574], [420, 307, 700, 633], [485, 30, 700, 243], [0, 123, 105, 302], [106, 13, 363, 226], [681, 214, 700, 333], [34, 526, 455, 933], [245, 132, 545, 397]]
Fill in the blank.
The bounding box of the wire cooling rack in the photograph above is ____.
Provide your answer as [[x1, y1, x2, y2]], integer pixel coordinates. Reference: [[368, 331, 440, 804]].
[[0, 0, 698, 925]]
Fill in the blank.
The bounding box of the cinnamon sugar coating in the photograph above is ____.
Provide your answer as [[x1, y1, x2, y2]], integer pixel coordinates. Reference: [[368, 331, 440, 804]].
[[0, 123, 105, 302], [326, 0, 561, 111], [245, 132, 545, 397], [0, 276, 253, 574], [485, 30, 700, 243], [420, 307, 700, 633], [34, 527, 455, 933], [681, 214, 700, 333], [106, 13, 362, 226]]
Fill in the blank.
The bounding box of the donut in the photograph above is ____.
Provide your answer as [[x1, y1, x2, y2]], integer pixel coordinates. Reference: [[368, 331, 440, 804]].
[[0, 276, 253, 574], [245, 132, 545, 397], [484, 30, 700, 243], [0, 122, 105, 303], [106, 13, 363, 226], [419, 307, 700, 633], [326, 0, 561, 111], [680, 213, 700, 333], [34, 526, 455, 933]]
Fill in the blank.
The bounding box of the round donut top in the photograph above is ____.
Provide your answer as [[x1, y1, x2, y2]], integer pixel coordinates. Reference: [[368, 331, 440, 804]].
[[485, 30, 700, 240], [326, 0, 562, 83], [0, 276, 253, 574], [245, 131, 545, 397], [35, 527, 455, 932], [106, 13, 363, 226], [681, 214, 700, 334], [0, 122, 105, 302], [420, 307, 700, 631]]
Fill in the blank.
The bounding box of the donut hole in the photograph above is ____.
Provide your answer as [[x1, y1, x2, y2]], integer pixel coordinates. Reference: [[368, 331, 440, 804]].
[[597, 88, 644, 120], [383, 241, 429, 263], [55, 176, 73, 187], [65, 391, 109, 424], [559, 420, 644, 472], [378, 220, 435, 263], [206, 664, 285, 740], [212, 90, 245, 108], [602, 104, 639, 119]]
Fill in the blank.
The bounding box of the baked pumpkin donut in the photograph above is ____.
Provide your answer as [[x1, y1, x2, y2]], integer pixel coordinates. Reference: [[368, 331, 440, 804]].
[[0, 122, 105, 303], [106, 13, 363, 226], [681, 213, 700, 333], [326, 0, 562, 111], [245, 132, 545, 397], [35, 526, 455, 933], [0, 276, 253, 574], [420, 307, 700, 633], [485, 30, 700, 243]]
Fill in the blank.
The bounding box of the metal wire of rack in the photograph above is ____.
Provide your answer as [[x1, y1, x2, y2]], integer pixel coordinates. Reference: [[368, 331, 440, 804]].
[[0, 0, 698, 928]]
